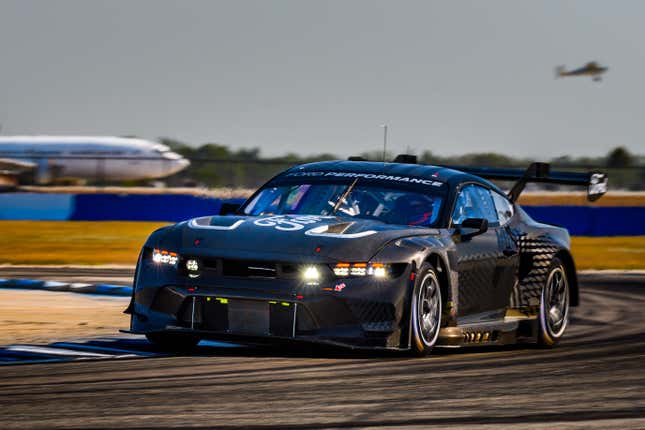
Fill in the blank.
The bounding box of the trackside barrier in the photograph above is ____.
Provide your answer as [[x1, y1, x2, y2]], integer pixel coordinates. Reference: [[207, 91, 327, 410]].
[[0, 193, 644, 236], [70, 194, 244, 222], [0, 193, 246, 222], [522, 206, 645, 236], [0, 194, 74, 220]]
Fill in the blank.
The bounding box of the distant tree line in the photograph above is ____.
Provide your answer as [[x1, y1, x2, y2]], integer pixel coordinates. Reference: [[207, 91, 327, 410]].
[[159, 138, 644, 190]]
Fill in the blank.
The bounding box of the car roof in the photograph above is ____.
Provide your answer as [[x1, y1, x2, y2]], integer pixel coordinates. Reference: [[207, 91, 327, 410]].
[[281, 160, 503, 192]]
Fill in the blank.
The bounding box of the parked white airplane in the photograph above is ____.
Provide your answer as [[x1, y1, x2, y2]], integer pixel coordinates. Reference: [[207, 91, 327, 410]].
[[0, 136, 190, 184]]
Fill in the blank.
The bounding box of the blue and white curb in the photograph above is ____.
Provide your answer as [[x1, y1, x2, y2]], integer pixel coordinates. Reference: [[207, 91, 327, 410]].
[[0, 338, 241, 365], [0, 278, 132, 296], [0, 339, 167, 364]]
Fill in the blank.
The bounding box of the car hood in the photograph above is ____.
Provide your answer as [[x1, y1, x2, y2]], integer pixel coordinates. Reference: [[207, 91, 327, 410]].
[[170, 214, 439, 262]]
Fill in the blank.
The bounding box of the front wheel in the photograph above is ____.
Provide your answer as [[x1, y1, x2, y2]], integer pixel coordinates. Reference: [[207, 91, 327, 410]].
[[410, 264, 443, 356], [145, 332, 201, 351], [538, 257, 570, 347]]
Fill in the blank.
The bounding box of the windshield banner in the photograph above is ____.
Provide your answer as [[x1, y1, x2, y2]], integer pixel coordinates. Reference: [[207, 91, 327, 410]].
[[284, 171, 444, 187]]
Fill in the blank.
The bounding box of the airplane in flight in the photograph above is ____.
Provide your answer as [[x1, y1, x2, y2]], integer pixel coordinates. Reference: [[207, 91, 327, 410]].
[[555, 62, 608, 82], [0, 136, 190, 185]]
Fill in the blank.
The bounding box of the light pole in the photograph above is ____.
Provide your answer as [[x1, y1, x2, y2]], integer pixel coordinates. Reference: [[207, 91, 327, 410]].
[[380, 124, 388, 161]]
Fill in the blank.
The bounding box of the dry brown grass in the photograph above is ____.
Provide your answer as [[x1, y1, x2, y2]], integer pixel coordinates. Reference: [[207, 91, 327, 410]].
[[571, 236, 644, 270], [0, 221, 168, 265], [518, 192, 645, 207], [0, 221, 642, 269]]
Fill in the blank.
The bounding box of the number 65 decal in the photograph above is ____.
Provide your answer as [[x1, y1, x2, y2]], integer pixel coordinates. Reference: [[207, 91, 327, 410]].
[[254, 215, 327, 231]]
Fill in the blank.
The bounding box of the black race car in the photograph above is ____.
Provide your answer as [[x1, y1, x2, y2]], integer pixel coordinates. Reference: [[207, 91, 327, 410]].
[[125, 157, 607, 355]]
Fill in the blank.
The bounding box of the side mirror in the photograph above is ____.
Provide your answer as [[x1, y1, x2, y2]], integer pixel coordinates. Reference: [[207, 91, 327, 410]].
[[458, 218, 488, 240], [219, 202, 242, 216]]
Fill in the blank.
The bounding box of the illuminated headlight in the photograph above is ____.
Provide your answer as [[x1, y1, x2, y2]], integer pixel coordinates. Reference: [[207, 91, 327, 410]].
[[368, 263, 387, 278], [350, 263, 367, 276], [186, 259, 199, 272], [152, 248, 178, 266], [303, 266, 320, 281], [333, 262, 389, 278], [332, 263, 350, 277]]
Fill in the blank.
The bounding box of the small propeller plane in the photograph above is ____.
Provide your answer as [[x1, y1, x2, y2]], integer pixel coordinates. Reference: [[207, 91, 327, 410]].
[[555, 61, 608, 82]]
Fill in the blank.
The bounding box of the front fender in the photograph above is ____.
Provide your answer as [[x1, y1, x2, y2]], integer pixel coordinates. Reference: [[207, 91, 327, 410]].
[[370, 232, 458, 333]]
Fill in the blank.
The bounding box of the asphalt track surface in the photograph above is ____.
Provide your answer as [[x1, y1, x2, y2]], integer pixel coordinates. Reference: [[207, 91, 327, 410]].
[[0, 269, 643, 429]]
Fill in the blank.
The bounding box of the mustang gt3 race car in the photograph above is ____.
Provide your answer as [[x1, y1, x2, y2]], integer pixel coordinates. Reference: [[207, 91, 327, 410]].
[[125, 156, 607, 355]]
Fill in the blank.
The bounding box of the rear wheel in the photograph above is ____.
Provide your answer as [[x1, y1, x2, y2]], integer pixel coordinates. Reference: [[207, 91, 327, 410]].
[[538, 257, 570, 347], [410, 264, 442, 356], [145, 332, 201, 351]]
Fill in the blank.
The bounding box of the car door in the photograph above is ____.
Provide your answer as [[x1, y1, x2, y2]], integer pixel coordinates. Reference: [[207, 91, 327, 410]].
[[490, 190, 520, 311], [451, 184, 515, 319]]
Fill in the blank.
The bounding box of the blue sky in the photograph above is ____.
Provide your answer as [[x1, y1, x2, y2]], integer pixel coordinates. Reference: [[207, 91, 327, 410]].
[[1, 0, 644, 158]]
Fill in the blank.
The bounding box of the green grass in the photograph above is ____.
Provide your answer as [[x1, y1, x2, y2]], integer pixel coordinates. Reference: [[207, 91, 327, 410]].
[[0, 221, 642, 269]]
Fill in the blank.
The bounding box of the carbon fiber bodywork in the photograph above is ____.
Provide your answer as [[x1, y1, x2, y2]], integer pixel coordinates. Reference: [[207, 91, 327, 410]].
[[127, 161, 582, 350]]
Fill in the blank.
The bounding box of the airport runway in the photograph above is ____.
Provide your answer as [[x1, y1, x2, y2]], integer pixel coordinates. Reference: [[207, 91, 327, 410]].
[[0, 270, 643, 429]]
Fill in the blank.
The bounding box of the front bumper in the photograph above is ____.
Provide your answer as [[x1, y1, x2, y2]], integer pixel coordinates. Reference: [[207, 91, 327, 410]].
[[130, 267, 414, 349]]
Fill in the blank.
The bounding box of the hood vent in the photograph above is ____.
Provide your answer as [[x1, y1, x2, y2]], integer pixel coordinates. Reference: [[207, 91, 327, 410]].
[[324, 222, 352, 234], [189, 216, 245, 230], [305, 223, 377, 239]]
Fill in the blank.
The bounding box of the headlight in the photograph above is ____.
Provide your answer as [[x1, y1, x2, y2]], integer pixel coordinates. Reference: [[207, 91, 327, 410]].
[[185, 258, 200, 278], [152, 248, 178, 266], [333, 262, 389, 278], [186, 259, 199, 272], [368, 263, 387, 277], [302, 266, 320, 281]]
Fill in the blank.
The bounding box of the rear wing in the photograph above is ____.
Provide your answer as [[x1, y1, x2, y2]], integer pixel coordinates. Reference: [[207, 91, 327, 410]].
[[444, 162, 608, 202]]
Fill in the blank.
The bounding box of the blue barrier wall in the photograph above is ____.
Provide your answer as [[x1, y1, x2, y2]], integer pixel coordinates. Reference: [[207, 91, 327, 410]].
[[0, 193, 245, 223], [0, 193, 643, 236], [70, 194, 242, 222], [523, 206, 645, 236], [0, 193, 74, 220]]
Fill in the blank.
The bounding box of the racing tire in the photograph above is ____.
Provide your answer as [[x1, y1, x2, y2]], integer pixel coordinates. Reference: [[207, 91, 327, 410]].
[[410, 263, 443, 356], [538, 257, 570, 347], [145, 332, 201, 351]]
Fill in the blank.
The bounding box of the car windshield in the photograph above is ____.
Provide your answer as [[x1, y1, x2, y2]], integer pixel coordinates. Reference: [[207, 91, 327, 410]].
[[243, 182, 443, 227]]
